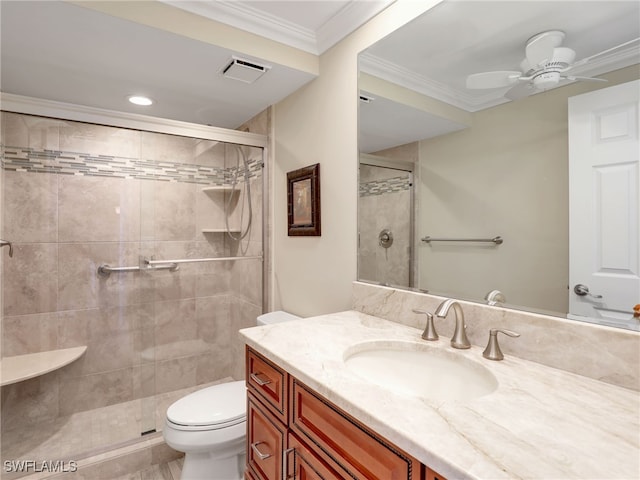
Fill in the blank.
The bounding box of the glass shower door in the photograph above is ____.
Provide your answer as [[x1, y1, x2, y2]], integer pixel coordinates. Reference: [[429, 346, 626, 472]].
[[136, 133, 266, 438]]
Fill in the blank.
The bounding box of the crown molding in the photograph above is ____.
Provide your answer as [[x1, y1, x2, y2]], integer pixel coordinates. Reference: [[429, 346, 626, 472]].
[[161, 0, 394, 56], [360, 43, 639, 112], [316, 0, 396, 54], [161, 0, 317, 54]]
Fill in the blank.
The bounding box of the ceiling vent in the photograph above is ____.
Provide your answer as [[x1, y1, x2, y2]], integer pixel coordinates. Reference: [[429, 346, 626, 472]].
[[221, 56, 271, 84]]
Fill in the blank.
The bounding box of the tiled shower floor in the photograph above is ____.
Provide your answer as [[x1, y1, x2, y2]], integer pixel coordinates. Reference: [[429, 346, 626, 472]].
[[2, 379, 231, 465]]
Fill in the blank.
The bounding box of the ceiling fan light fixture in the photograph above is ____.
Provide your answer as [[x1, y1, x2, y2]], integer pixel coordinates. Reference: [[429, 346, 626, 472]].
[[533, 71, 561, 89]]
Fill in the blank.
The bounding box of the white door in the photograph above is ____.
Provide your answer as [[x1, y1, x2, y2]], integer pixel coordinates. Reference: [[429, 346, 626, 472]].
[[568, 79, 640, 330]]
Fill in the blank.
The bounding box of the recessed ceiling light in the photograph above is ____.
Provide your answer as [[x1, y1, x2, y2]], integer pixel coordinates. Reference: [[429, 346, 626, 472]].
[[128, 95, 153, 106]]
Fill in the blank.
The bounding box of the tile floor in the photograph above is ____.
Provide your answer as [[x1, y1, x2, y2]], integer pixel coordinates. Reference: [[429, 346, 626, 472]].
[[113, 458, 183, 480]]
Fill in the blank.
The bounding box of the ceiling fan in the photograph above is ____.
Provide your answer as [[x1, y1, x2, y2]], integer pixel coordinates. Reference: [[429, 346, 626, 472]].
[[466, 30, 608, 100]]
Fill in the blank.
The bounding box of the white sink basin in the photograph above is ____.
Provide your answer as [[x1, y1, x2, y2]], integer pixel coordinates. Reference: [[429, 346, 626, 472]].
[[343, 341, 498, 402]]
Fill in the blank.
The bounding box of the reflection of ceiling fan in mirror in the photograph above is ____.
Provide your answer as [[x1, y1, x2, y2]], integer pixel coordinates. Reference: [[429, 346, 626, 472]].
[[466, 30, 611, 100]]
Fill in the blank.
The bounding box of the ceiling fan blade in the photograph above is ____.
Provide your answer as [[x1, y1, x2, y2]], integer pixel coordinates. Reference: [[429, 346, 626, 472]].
[[504, 82, 536, 100], [466, 71, 522, 89], [564, 75, 608, 83], [526, 30, 565, 68]]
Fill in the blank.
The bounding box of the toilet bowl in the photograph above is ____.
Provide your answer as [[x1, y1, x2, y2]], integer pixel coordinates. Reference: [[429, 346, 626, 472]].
[[163, 311, 300, 480]]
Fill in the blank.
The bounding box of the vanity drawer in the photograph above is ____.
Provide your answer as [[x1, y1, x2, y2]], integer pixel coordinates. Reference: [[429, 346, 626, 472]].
[[246, 347, 288, 422], [247, 393, 287, 480], [289, 378, 422, 480], [287, 432, 345, 480]]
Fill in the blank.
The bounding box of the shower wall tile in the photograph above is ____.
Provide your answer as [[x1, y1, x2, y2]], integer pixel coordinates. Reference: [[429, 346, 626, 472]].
[[58, 368, 135, 416], [237, 108, 270, 136], [1, 112, 61, 151], [154, 356, 198, 395], [230, 254, 262, 307], [63, 330, 136, 378], [3, 243, 58, 316], [132, 363, 156, 399], [195, 264, 231, 298], [58, 242, 141, 311], [153, 298, 197, 349], [196, 350, 232, 385], [148, 241, 198, 301], [2, 312, 59, 356], [3, 170, 58, 243], [153, 181, 197, 241], [58, 175, 141, 242], [59, 121, 140, 159], [195, 140, 226, 168], [149, 270, 197, 303], [0, 372, 60, 430], [196, 295, 231, 347], [57, 306, 143, 378], [141, 131, 198, 164], [194, 239, 230, 297], [229, 297, 262, 380]]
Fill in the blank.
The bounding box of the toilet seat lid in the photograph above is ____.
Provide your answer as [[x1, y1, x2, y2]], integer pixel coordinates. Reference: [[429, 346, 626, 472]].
[[167, 381, 246, 428]]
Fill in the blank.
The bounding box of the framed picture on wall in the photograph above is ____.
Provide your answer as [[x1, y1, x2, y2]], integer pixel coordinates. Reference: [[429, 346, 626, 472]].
[[287, 163, 321, 236]]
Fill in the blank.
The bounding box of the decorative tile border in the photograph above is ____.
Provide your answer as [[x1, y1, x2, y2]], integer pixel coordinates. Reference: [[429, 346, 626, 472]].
[[1, 146, 262, 185], [359, 175, 411, 197]]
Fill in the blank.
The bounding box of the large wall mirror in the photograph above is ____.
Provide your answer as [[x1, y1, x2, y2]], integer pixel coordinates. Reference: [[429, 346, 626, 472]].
[[357, 0, 640, 331]]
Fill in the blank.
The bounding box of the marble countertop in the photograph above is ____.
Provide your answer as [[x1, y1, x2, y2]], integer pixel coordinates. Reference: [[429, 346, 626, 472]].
[[240, 311, 640, 480]]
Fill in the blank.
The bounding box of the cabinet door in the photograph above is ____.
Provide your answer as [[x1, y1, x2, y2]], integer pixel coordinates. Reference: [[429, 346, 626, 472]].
[[247, 393, 287, 480], [287, 433, 344, 480], [290, 378, 421, 480]]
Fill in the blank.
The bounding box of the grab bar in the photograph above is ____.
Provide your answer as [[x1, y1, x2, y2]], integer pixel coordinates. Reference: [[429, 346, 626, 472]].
[[98, 255, 262, 277], [0, 240, 13, 257], [146, 255, 263, 266], [422, 236, 503, 245], [97, 262, 179, 278]]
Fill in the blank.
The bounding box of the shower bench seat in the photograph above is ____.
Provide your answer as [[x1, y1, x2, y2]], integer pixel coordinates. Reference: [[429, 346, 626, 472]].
[[0, 346, 87, 386]]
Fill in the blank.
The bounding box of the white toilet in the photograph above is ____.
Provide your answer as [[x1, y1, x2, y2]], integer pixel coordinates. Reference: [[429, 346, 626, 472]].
[[163, 311, 300, 480]]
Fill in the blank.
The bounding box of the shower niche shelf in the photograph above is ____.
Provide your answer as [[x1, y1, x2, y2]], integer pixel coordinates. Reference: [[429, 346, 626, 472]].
[[0, 346, 87, 386], [202, 228, 241, 234], [201, 185, 242, 234]]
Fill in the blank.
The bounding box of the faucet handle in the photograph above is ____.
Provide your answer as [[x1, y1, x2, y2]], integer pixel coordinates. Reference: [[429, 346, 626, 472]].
[[412, 309, 438, 341], [482, 328, 520, 361]]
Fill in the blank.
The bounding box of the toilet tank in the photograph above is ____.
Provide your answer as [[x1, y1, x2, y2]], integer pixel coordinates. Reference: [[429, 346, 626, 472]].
[[257, 310, 301, 326]]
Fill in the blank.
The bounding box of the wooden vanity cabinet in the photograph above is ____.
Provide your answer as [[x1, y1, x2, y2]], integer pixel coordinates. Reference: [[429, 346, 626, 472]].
[[245, 347, 446, 480]]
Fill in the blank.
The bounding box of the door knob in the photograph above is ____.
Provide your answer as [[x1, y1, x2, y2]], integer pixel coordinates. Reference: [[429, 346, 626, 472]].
[[573, 284, 603, 299]]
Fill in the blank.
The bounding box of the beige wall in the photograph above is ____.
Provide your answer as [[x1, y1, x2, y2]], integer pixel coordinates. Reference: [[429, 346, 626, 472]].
[[272, 1, 441, 317], [418, 65, 640, 314]]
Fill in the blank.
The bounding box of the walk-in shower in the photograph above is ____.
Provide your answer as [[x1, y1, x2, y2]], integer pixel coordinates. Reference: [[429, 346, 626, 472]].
[[358, 155, 414, 288], [0, 103, 267, 476]]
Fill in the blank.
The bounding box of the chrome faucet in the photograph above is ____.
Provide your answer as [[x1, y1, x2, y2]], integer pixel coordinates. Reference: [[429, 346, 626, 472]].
[[434, 299, 471, 349]]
